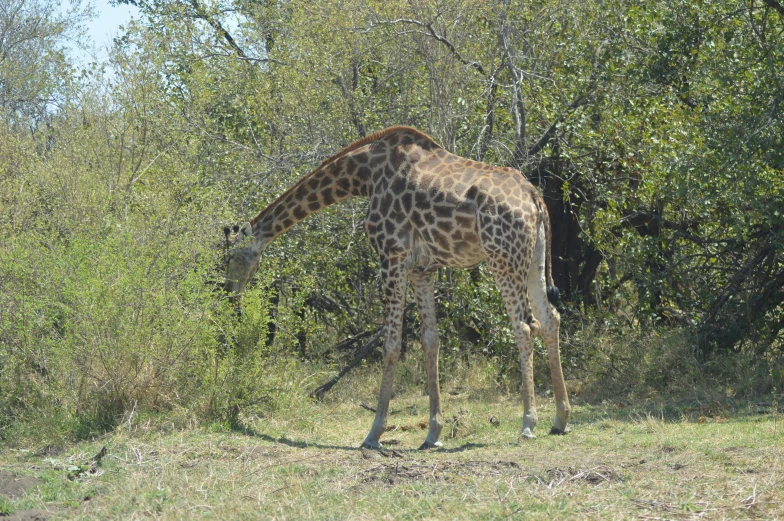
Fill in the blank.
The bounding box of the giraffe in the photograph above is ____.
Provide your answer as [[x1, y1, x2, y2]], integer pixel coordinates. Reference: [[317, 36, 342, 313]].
[[224, 126, 571, 448]]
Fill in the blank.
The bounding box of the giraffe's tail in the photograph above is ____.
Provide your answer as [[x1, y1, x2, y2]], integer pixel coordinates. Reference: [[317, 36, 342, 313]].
[[538, 196, 560, 306]]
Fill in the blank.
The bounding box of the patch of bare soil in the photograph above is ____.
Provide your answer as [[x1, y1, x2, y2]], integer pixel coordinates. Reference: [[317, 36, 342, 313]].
[[0, 472, 43, 499], [0, 472, 60, 520], [2, 509, 55, 521], [532, 466, 624, 487], [350, 456, 626, 490], [352, 459, 548, 488], [356, 461, 450, 486]]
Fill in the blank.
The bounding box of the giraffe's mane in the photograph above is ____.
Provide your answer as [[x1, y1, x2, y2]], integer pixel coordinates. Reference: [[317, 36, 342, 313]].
[[249, 126, 441, 226]]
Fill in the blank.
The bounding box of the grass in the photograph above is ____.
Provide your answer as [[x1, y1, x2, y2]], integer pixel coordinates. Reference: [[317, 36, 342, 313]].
[[1, 362, 782, 520]]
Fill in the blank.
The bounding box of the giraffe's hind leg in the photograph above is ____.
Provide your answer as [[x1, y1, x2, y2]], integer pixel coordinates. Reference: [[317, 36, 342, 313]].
[[528, 223, 571, 434], [478, 204, 541, 439], [411, 273, 443, 449], [485, 255, 540, 439]]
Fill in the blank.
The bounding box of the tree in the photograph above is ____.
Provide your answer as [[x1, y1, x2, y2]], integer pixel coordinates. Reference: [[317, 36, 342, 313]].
[[0, 0, 93, 129]]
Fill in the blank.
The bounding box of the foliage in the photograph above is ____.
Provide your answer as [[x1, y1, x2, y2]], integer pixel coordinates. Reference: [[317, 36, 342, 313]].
[[0, 0, 782, 440]]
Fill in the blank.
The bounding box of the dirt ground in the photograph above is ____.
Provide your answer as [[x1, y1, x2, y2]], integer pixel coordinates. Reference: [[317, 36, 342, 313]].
[[0, 472, 54, 520]]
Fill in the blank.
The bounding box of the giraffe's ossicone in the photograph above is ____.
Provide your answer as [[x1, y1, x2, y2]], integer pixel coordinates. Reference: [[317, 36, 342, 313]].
[[224, 126, 571, 448]]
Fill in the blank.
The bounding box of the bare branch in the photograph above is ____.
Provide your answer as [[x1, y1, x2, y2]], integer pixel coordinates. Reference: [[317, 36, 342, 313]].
[[527, 94, 588, 156], [526, 40, 608, 157], [699, 243, 775, 347], [498, 5, 526, 164], [236, 56, 288, 66], [364, 18, 485, 75], [187, 0, 250, 61], [621, 211, 707, 246]]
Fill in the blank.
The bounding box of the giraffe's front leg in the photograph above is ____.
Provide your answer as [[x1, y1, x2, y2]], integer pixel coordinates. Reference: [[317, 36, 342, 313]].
[[362, 266, 407, 449], [361, 339, 401, 449], [518, 319, 539, 439], [411, 274, 443, 449]]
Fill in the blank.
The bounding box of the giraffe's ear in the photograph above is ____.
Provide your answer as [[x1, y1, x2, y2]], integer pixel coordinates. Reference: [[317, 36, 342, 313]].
[[226, 222, 253, 246]]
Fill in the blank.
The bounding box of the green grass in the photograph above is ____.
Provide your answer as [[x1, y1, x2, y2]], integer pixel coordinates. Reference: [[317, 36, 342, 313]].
[[1, 374, 781, 520]]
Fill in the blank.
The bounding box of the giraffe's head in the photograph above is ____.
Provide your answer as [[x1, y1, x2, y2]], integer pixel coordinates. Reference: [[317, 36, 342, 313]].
[[222, 222, 260, 305]]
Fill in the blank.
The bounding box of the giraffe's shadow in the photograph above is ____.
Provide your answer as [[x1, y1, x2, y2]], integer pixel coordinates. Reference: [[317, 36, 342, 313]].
[[235, 426, 358, 451], [232, 425, 487, 452], [434, 442, 488, 453]]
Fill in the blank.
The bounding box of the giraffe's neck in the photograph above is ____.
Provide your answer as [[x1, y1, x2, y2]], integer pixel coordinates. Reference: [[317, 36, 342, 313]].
[[250, 153, 371, 246], [246, 126, 442, 250]]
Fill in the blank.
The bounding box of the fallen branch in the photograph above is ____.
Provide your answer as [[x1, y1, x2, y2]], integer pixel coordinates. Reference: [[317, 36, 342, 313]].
[[310, 328, 385, 400], [334, 330, 373, 351]]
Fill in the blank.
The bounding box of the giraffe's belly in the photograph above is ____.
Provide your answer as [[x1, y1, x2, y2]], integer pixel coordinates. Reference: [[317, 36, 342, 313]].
[[445, 239, 486, 268], [403, 229, 485, 274]]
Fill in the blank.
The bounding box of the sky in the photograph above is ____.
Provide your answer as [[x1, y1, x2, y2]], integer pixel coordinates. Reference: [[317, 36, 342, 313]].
[[70, 0, 138, 65], [87, 0, 136, 46], [70, 1, 247, 65]]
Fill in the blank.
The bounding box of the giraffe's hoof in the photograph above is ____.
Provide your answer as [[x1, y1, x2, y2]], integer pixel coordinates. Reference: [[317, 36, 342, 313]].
[[361, 440, 382, 450], [520, 428, 536, 440], [360, 447, 381, 460], [549, 425, 571, 435], [418, 440, 443, 450]]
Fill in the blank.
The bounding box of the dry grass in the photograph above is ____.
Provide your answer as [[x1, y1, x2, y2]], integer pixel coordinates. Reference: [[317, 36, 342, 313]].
[[1, 369, 782, 520]]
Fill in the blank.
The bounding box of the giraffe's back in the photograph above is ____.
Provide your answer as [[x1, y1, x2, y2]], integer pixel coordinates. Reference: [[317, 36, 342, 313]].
[[363, 128, 542, 272]]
